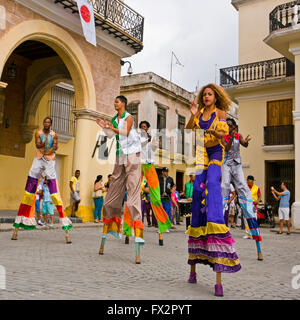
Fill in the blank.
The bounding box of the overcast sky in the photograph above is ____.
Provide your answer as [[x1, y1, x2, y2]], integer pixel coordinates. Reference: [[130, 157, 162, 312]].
[[122, 0, 238, 93]]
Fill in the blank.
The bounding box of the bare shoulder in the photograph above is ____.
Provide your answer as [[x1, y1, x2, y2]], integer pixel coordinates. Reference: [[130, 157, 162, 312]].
[[35, 129, 43, 137], [216, 109, 226, 120]]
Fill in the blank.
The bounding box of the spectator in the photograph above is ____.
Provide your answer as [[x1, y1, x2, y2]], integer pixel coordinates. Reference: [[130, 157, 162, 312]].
[[93, 175, 105, 223], [104, 174, 112, 191], [36, 176, 45, 226], [170, 184, 179, 228], [42, 178, 55, 227], [70, 170, 81, 218], [228, 183, 237, 228], [141, 179, 151, 227], [184, 174, 195, 200], [243, 175, 262, 239], [271, 182, 291, 235], [159, 167, 174, 224]]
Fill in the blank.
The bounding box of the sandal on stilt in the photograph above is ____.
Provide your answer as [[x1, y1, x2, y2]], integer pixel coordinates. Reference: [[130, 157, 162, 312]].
[[214, 284, 223, 297], [188, 272, 197, 283]]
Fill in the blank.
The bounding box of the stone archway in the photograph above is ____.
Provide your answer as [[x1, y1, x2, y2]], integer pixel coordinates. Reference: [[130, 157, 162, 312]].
[[0, 19, 96, 115]]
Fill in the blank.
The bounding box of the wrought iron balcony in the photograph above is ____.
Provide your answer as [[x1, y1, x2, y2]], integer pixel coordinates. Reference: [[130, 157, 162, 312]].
[[270, 1, 300, 33], [220, 57, 294, 86], [264, 125, 294, 145], [54, 0, 144, 52]]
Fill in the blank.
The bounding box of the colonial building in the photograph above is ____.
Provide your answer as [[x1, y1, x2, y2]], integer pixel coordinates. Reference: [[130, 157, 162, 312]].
[[220, 0, 299, 229], [120, 72, 195, 193], [0, 0, 144, 221]]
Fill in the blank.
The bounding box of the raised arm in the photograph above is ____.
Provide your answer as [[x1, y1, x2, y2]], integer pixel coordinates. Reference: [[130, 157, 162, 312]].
[[239, 133, 251, 148], [186, 101, 199, 130]]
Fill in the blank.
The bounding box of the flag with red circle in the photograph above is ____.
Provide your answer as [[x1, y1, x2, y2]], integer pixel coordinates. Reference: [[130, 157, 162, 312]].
[[77, 0, 97, 46]]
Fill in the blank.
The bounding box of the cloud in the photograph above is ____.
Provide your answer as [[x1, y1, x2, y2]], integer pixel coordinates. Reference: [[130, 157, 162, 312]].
[[122, 0, 238, 92]]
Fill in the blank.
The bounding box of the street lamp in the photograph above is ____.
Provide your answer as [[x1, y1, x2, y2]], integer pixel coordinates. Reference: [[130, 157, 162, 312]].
[[120, 60, 133, 75]]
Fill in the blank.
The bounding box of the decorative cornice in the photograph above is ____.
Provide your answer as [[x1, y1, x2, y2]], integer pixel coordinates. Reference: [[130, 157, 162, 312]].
[[154, 101, 169, 110], [20, 123, 39, 144], [293, 110, 300, 121], [261, 144, 294, 153], [235, 90, 294, 102], [289, 47, 300, 56], [14, 0, 136, 58], [57, 132, 74, 143], [73, 108, 112, 121]]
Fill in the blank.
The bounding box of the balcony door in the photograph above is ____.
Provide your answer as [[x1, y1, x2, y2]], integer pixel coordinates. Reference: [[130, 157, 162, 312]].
[[265, 99, 293, 145], [267, 99, 292, 126]]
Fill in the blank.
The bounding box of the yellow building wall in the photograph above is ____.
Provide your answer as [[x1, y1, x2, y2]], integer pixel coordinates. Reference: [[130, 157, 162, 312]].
[[0, 89, 75, 211], [238, 0, 287, 64], [238, 94, 295, 201]]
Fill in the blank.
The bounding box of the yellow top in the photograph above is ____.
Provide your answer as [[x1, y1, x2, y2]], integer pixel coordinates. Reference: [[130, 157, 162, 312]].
[[193, 108, 229, 147]]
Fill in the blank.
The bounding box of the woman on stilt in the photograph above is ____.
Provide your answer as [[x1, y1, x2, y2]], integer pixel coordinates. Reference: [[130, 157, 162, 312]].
[[185, 84, 241, 297]]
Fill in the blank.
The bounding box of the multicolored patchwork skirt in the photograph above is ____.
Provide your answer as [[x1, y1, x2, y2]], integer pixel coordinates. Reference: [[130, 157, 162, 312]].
[[14, 157, 72, 231]]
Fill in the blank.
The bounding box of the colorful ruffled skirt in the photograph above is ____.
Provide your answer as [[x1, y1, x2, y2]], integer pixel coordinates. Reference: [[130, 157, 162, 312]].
[[187, 144, 241, 273]]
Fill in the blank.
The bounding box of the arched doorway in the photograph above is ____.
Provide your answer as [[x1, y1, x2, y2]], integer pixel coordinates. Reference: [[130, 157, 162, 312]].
[[0, 20, 96, 212]]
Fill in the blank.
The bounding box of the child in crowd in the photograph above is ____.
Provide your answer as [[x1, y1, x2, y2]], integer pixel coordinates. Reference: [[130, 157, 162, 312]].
[[36, 176, 45, 226], [42, 178, 55, 227]]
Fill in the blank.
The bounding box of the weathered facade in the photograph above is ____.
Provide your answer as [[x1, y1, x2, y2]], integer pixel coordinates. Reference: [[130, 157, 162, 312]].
[[221, 0, 299, 228], [0, 0, 144, 221], [120, 72, 195, 193]]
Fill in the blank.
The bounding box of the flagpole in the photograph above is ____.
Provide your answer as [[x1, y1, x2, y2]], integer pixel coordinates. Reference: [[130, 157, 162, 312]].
[[170, 51, 174, 82]]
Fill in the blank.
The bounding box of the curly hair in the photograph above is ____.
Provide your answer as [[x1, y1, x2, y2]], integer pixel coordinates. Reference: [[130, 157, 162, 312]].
[[195, 83, 232, 112]]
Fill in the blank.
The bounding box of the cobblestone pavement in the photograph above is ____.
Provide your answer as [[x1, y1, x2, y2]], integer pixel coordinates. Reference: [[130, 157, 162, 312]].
[[0, 224, 299, 300]]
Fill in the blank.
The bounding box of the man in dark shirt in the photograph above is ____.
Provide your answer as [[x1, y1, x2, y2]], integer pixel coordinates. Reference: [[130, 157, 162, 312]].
[[159, 167, 174, 225]]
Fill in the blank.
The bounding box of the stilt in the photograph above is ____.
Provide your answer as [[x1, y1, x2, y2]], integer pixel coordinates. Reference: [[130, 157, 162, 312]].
[[215, 272, 223, 297], [65, 230, 72, 244], [11, 228, 18, 240], [99, 235, 106, 255], [159, 233, 163, 246], [125, 235, 130, 244], [256, 241, 263, 261], [135, 243, 141, 264], [188, 264, 197, 283]]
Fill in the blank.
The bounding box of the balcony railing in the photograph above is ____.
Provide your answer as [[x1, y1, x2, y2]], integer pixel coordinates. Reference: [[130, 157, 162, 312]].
[[54, 0, 144, 52], [270, 1, 300, 32], [220, 58, 294, 86], [264, 125, 294, 145]]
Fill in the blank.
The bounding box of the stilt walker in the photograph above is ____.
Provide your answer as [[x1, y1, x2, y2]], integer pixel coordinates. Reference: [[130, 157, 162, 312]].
[[96, 95, 144, 264], [123, 121, 172, 246], [185, 84, 241, 297], [221, 118, 263, 260], [11, 117, 72, 243]]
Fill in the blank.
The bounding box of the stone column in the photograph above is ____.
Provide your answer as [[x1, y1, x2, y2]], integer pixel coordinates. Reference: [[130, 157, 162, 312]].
[[72, 109, 113, 221], [291, 53, 300, 229]]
